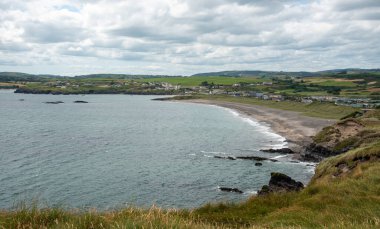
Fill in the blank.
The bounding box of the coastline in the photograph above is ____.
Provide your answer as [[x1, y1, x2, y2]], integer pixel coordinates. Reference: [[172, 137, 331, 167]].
[[179, 99, 335, 154]]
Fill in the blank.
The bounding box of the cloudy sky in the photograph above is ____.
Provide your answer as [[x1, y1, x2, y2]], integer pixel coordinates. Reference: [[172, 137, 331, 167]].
[[0, 0, 379, 76]]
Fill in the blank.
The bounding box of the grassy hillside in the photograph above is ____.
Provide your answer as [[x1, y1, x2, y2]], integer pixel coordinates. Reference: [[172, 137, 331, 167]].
[[1, 111, 379, 228], [7, 70, 380, 100], [137, 76, 267, 86]]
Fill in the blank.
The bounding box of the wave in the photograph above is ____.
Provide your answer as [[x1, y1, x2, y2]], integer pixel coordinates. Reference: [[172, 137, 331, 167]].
[[221, 107, 287, 149], [244, 190, 258, 195], [270, 155, 289, 160], [200, 150, 227, 155]]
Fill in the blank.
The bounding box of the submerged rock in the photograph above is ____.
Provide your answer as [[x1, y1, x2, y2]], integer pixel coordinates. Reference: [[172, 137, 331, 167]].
[[214, 156, 236, 160], [236, 156, 278, 162], [260, 148, 294, 154], [213, 155, 278, 162], [44, 101, 64, 104], [74, 100, 88, 103], [255, 162, 263, 166], [219, 187, 243, 194], [258, 172, 304, 195]]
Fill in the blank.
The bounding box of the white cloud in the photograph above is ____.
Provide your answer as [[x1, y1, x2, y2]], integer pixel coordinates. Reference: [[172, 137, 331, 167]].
[[0, 0, 379, 75]]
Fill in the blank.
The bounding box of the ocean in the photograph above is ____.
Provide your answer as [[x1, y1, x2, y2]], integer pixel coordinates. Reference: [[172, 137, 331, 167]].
[[0, 90, 314, 209]]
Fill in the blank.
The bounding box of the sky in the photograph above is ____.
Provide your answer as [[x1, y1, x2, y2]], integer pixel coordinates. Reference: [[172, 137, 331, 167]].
[[0, 0, 379, 76]]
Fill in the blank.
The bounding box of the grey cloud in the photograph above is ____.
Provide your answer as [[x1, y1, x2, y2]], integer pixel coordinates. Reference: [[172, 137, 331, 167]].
[[60, 47, 95, 57], [110, 25, 195, 44], [0, 59, 22, 66], [22, 21, 87, 43], [0, 42, 31, 52], [333, 0, 380, 11], [0, 0, 379, 74]]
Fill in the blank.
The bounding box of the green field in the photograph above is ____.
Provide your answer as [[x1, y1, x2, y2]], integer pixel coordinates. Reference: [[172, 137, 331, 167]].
[[137, 76, 267, 86], [303, 77, 361, 87], [11, 73, 380, 99]]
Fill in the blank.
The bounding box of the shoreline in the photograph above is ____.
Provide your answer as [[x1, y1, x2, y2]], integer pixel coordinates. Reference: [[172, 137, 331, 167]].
[[179, 99, 335, 155]]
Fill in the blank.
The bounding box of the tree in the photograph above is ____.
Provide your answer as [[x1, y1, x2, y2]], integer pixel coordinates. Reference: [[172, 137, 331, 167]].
[[200, 81, 209, 86]]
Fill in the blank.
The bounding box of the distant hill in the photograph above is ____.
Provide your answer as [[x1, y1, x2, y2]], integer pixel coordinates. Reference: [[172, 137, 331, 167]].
[[318, 68, 380, 75], [1, 68, 379, 82], [0, 72, 65, 82], [0, 72, 180, 82], [192, 69, 380, 77], [74, 74, 180, 79], [192, 70, 318, 77]]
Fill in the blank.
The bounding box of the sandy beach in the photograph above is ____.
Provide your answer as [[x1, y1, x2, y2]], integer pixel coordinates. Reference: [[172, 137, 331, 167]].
[[183, 99, 335, 152]]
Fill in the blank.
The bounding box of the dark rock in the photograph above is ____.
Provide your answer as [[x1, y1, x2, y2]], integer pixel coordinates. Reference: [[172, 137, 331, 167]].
[[255, 162, 263, 166], [258, 172, 304, 195], [44, 101, 64, 104], [236, 156, 277, 162], [290, 160, 300, 163], [300, 143, 339, 162], [74, 100, 89, 103], [214, 156, 236, 160], [219, 187, 243, 194], [19, 99, 25, 101], [260, 148, 295, 154]]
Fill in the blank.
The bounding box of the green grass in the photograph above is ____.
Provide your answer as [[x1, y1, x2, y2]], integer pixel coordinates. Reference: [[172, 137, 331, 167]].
[[274, 89, 330, 96], [311, 80, 358, 87], [303, 77, 360, 87], [313, 126, 336, 143], [137, 76, 267, 86], [176, 95, 359, 119]]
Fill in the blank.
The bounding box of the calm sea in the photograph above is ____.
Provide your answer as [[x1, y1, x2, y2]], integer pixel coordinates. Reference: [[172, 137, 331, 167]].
[[0, 90, 314, 209]]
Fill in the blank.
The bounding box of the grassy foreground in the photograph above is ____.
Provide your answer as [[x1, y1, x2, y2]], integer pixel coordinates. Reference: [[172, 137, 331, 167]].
[[1, 141, 379, 228]]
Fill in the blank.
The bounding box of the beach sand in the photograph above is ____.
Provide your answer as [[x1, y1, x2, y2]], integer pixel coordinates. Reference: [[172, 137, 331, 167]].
[[183, 99, 335, 152]]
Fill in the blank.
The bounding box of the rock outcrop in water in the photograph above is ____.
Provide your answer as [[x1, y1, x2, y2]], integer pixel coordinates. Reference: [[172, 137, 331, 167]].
[[236, 156, 278, 162], [260, 148, 294, 154], [214, 155, 236, 160], [258, 172, 304, 195], [74, 100, 89, 103], [219, 187, 243, 194], [44, 101, 64, 104], [213, 155, 278, 162]]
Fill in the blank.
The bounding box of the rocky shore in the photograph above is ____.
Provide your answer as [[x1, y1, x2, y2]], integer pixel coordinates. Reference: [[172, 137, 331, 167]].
[[181, 99, 336, 161]]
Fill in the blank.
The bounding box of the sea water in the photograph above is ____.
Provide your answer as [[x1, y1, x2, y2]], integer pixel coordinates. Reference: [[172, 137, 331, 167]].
[[0, 90, 314, 209]]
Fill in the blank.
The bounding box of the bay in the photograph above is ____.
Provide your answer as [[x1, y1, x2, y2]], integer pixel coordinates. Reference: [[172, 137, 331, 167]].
[[0, 90, 314, 209]]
